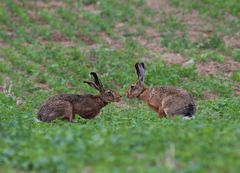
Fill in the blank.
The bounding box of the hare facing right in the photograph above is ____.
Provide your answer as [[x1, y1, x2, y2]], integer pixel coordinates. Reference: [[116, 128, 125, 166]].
[[37, 72, 121, 122], [126, 63, 196, 119]]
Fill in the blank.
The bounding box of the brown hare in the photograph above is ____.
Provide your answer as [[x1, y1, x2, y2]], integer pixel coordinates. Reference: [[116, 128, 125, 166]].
[[126, 63, 196, 119], [37, 72, 121, 122]]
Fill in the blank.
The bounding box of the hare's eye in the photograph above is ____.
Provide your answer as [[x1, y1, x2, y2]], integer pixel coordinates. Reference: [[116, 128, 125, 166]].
[[131, 85, 135, 89]]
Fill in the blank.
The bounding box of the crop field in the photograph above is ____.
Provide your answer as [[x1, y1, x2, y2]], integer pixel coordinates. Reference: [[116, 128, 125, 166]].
[[0, 0, 240, 172]]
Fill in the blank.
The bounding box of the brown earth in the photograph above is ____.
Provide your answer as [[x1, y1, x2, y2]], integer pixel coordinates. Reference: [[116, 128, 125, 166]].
[[145, 0, 176, 13], [31, 1, 66, 9], [83, 4, 101, 15], [233, 88, 240, 96], [42, 31, 97, 47], [136, 28, 165, 52], [223, 35, 240, 48], [145, 0, 240, 78], [76, 32, 95, 45], [197, 57, 240, 76], [145, 0, 213, 42], [161, 53, 187, 65], [44, 32, 75, 47], [179, 10, 213, 42], [99, 32, 123, 49], [203, 91, 219, 100]]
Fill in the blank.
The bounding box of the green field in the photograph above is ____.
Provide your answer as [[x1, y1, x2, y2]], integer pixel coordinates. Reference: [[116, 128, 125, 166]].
[[0, 0, 240, 172]]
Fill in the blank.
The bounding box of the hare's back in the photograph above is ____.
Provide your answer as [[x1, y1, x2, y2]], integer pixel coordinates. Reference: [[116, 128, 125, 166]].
[[46, 94, 92, 103], [152, 86, 188, 95], [151, 86, 194, 103]]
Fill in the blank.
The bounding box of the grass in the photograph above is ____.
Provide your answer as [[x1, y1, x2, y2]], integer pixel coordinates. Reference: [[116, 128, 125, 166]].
[[0, 0, 240, 172]]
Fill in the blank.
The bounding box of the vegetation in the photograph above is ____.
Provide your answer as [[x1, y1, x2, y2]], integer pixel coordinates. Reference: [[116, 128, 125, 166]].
[[0, 0, 239, 172]]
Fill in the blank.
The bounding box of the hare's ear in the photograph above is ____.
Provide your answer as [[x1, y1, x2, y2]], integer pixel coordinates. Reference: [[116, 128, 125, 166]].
[[138, 62, 145, 83], [83, 81, 99, 91], [135, 63, 141, 80], [90, 72, 105, 93]]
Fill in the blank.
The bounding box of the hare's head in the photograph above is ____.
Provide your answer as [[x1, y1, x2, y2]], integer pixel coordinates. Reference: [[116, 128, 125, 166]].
[[126, 62, 146, 98], [84, 72, 121, 103]]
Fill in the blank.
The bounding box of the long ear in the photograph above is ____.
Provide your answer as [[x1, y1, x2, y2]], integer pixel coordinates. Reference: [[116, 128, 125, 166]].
[[135, 63, 141, 80], [138, 62, 145, 83], [90, 72, 105, 93], [83, 81, 99, 91]]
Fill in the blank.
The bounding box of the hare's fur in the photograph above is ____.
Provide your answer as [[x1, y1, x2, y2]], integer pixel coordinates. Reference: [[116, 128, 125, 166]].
[[37, 72, 121, 122], [126, 63, 196, 118]]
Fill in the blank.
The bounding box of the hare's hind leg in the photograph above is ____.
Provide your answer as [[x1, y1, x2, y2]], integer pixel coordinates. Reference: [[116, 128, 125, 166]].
[[162, 96, 184, 118], [54, 101, 73, 122], [163, 108, 174, 118], [147, 99, 166, 117], [162, 96, 194, 118], [157, 107, 166, 118], [47, 100, 73, 122], [63, 102, 73, 122]]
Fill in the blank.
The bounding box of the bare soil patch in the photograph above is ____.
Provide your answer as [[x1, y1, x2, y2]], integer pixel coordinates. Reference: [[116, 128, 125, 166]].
[[99, 32, 123, 49], [114, 21, 164, 52], [33, 1, 66, 9], [76, 32, 95, 45], [145, 1, 213, 43], [116, 24, 188, 64], [197, 57, 240, 76], [180, 10, 203, 27], [203, 91, 219, 100], [145, 0, 176, 13], [51, 32, 69, 42], [223, 35, 240, 48], [27, 9, 47, 25], [233, 87, 240, 96], [179, 10, 213, 42], [136, 28, 165, 52], [187, 30, 210, 42], [27, 10, 38, 20], [224, 57, 240, 72], [135, 36, 164, 52], [50, 32, 75, 47], [161, 53, 187, 65], [196, 61, 220, 76], [83, 4, 100, 14], [6, 28, 17, 38]]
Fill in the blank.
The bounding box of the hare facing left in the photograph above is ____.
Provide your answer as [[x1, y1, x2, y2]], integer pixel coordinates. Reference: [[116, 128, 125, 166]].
[[126, 63, 196, 119], [37, 72, 121, 122]]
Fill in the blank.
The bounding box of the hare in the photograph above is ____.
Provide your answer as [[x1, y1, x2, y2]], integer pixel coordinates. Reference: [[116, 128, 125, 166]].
[[126, 63, 196, 119], [37, 72, 121, 122]]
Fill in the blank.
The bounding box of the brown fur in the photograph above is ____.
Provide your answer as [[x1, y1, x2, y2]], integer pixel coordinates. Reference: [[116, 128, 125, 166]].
[[37, 72, 121, 122], [126, 63, 196, 118]]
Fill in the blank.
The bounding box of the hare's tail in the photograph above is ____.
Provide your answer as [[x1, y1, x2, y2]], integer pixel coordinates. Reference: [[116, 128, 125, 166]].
[[37, 111, 43, 121], [184, 103, 196, 118], [173, 102, 196, 118]]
